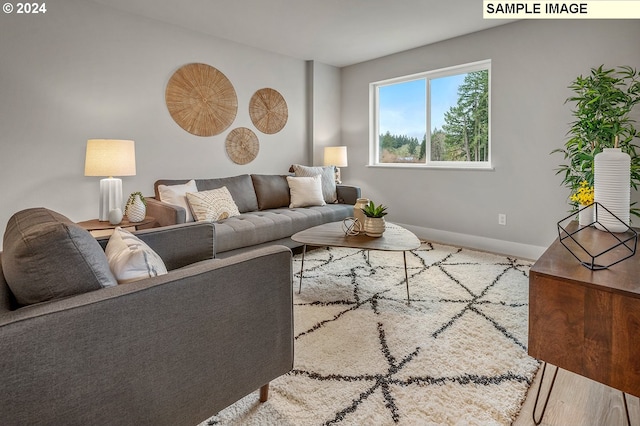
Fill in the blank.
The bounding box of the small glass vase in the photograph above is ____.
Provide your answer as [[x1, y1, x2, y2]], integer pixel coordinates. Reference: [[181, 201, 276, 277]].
[[353, 198, 369, 233]]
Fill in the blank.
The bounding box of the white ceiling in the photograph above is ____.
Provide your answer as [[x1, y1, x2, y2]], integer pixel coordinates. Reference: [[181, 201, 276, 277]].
[[89, 0, 514, 67]]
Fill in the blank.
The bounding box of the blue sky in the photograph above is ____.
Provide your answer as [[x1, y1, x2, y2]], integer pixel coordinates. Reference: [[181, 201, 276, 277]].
[[379, 74, 465, 140]]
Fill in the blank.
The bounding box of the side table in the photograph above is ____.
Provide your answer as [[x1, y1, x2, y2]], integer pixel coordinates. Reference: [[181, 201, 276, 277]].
[[529, 221, 640, 424], [77, 216, 156, 237]]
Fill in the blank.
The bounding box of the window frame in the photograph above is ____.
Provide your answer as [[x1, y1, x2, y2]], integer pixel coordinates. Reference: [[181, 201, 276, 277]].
[[369, 59, 492, 170]]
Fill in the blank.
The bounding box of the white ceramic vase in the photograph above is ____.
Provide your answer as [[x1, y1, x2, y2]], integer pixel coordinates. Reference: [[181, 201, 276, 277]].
[[578, 204, 593, 227], [126, 194, 146, 223], [364, 217, 385, 237], [353, 198, 369, 233], [594, 148, 630, 232], [108, 208, 123, 225]]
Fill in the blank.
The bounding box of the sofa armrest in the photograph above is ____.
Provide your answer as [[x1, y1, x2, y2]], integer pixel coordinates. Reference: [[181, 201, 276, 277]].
[[96, 221, 215, 270], [337, 184, 361, 205], [0, 245, 293, 425], [145, 196, 186, 226]]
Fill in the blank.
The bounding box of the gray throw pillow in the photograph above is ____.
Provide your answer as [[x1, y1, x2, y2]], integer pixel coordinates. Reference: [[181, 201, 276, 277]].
[[1, 208, 117, 306], [251, 175, 290, 210], [291, 165, 338, 204], [195, 175, 259, 213]]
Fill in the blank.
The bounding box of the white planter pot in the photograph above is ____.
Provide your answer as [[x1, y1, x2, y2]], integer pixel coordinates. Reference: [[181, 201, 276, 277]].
[[364, 217, 385, 237], [126, 194, 146, 223], [594, 148, 630, 232]]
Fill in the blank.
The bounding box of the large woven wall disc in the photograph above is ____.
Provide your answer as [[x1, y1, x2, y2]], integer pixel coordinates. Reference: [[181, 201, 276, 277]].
[[249, 88, 288, 134], [165, 63, 238, 137], [225, 127, 259, 164]]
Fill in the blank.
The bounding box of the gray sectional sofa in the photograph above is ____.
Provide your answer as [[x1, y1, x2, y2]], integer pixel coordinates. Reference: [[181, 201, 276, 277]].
[[146, 173, 361, 257], [0, 208, 293, 425]]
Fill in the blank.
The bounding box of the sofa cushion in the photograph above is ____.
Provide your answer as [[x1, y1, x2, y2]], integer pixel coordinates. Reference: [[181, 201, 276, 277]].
[[291, 164, 338, 204], [213, 204, 354, 253], [251, 174, 290, 210], [1, 208, 117, 306], [287, 175, 326, 208], [195, 175, 259, 213], [105, 227, 168, 284], [186, 187, 241, 221], [154, 175, 259, 213], [157, 179, 197, 222]]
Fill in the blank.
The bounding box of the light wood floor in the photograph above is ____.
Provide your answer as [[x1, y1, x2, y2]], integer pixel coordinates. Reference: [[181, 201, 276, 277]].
[[514, 364, 639, 425]]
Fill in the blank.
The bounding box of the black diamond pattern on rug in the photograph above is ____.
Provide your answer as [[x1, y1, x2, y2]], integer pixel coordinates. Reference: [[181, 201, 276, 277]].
[[206, 242, 540, 426]]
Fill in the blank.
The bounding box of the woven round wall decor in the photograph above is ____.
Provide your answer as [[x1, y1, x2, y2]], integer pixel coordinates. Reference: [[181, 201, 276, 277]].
[[225, 127, 259, 165], [249, 88, 288, 134], [165, 63, 238, 137]]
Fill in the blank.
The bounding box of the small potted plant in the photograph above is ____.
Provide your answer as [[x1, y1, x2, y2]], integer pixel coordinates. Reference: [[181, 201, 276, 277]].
[[362, 201, 388, 237], [125, 191, 146, 223]]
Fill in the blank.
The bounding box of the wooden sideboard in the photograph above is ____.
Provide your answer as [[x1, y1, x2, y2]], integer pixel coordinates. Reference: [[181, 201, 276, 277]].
[[529, 221, 640, 397]]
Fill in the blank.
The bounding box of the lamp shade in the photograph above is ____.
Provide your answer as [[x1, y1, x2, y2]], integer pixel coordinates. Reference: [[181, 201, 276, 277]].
[[323, 146, 348, 167], [84, 139, 136, 177]]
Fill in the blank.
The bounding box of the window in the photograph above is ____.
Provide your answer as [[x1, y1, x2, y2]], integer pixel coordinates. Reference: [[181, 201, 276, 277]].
[[370, 60, 491, 169]]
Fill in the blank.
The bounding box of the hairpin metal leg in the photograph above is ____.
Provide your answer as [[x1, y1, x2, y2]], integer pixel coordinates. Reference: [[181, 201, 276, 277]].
[[532, 361, 559, 425], [403, 251, 410, 304], [298, 244, 306, 294], [623, 391, 631, 426]]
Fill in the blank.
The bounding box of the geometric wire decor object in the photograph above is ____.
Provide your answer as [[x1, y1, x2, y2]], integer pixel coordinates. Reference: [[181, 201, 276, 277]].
[[249, 88, 288, 134], [165, 63, 238, 137], [225, 127, 259, 164], [557, 202, 637, 270]]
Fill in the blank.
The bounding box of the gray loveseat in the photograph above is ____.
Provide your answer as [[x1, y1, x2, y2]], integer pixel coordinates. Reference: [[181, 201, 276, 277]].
[[146, 173, 361, 257], [0, 208, 293, 425]]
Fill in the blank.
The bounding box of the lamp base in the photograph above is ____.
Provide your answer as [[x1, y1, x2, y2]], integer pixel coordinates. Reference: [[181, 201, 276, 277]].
[[334, 167, 342, 185], [99, 177, 123, 221]]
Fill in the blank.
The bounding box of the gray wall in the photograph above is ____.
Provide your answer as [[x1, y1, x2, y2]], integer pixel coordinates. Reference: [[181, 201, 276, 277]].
[[341, 20, 640, 258], [309, 61, 342, 165], [0, 0, 309, 240], [1, 4, 639, 259]]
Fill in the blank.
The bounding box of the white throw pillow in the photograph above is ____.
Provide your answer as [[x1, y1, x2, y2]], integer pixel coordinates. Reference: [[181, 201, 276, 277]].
[[287, 175, 326, 208], [292, 164, 337, 204], [157, 179, 198, 222], [186, 186, 241, 221], [105, 227, 168, 284]]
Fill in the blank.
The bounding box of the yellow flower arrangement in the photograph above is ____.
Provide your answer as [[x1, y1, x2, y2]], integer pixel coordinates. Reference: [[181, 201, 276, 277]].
[[570, 180, 594, 206]]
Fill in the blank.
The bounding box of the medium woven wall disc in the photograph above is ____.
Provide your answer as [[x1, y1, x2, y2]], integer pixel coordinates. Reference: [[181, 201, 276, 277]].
[[249, 88, 288, 134], [225, 127, 259, 164], [165, 63, 238, 137]]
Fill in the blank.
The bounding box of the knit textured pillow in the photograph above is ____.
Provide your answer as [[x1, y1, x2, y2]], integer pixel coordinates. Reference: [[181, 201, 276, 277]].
[[291, 164, 337, 204], [186, 186, 241, 221]]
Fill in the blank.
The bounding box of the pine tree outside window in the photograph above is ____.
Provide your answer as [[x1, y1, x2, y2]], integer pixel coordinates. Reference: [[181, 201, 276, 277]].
[[370, 60, 492, 169]]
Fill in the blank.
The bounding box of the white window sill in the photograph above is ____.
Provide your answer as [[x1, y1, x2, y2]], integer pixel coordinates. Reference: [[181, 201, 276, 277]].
[[366, 163, 495, 171]]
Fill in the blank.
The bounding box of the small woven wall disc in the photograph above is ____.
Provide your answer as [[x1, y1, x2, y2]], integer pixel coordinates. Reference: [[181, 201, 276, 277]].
[[249, 88, 288, 134], [225, 127, 259, 164], [165, 63, 238, 137]]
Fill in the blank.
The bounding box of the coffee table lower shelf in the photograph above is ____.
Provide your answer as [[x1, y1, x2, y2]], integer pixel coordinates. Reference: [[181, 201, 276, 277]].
[[291, 221, 421, 304]]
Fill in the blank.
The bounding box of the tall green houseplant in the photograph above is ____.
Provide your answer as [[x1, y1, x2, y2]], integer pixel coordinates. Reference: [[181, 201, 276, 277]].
[[553, 65, 640, 215]]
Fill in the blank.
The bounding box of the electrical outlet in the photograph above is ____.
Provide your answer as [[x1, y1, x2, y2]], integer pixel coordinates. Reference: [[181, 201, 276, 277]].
[[498, 214, 507, 226]]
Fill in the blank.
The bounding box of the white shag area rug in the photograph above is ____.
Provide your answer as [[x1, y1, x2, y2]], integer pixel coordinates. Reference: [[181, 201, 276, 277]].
[[203, 242, 540, 425]]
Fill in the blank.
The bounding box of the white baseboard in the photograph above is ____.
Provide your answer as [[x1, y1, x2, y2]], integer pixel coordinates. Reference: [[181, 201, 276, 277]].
[[397, 223, 547, 261]]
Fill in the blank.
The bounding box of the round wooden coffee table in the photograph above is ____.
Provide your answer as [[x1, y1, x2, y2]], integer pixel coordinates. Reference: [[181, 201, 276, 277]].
[[291, 221, 421, 303]]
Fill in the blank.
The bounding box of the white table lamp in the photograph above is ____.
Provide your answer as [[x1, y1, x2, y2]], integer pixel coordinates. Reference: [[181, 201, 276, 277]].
[[323, 146, 348, 184], [84, 139, 136, 221]]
